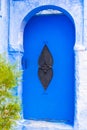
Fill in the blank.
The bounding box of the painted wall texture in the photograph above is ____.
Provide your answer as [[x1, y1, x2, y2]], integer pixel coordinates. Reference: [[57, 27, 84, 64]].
[[0, 0, 87, 130]]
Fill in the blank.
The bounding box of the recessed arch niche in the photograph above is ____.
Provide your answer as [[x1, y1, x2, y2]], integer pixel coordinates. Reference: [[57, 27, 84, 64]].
[[21, 5, 76, 126]]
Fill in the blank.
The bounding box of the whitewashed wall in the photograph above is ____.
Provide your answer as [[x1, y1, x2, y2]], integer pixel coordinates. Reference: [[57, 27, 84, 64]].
[[75, 0, 87, 130], [0, 0, 10, 53], [0, 0, 87, 130]]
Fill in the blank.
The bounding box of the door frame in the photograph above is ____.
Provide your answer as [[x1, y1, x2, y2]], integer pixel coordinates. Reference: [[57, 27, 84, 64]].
[[20, 5, 76, 125], [21, 5, 75, 35]]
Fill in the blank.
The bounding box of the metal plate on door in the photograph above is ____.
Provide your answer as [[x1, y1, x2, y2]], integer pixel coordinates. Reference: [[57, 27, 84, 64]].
[[38, 45, 53, 90]]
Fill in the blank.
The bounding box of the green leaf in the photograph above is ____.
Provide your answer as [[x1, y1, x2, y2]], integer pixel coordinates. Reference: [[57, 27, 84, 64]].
[[0, 54, 22, 130]]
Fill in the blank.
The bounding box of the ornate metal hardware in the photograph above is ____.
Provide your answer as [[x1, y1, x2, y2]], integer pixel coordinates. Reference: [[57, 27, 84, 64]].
[[38, 45, 53, 90], [39, 62, 52, 73]]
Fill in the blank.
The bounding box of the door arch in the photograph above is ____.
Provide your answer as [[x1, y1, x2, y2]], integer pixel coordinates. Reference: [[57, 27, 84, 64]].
[[22, 5, 76, 126]]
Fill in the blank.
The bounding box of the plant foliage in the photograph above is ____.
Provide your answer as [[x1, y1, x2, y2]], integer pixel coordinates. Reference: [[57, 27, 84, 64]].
[[0, 54, 22, 130]]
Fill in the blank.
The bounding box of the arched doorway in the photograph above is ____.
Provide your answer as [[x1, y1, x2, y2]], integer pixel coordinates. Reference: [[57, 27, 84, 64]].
[[22, 5, 75, 125]]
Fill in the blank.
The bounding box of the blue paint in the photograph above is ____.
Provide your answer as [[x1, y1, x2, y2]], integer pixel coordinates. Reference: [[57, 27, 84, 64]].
[[21, 5, 75, 32], [22, 7, 75, 126]]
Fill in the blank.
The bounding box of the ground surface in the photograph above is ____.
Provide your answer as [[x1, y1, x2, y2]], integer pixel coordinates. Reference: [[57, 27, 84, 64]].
[[16, 120, 73, 130]]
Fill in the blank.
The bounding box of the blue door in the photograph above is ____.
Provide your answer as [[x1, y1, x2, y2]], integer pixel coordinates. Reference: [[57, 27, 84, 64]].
[[22, 14, 75, 125]]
